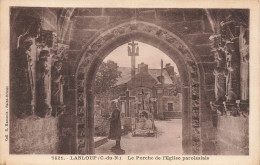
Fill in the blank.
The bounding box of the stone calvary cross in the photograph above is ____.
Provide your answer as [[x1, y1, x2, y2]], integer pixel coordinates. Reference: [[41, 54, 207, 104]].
[[128, 40, 139, 81], [138, 88, 149, 110], [119, 90, 135, 117]]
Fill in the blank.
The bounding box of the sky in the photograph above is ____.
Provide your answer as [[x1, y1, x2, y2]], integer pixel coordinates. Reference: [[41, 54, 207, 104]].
[[103, 41, 179, 74]]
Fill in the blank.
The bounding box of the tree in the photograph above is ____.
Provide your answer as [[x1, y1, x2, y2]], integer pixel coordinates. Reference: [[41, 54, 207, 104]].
[[94, 60, 121, 96]]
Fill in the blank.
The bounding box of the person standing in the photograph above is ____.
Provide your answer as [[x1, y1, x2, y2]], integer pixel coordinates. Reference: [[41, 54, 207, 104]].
[[108, 101, 125, 154]]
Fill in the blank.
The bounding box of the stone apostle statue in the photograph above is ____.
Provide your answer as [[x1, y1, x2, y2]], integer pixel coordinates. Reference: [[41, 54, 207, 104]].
[[14, 19, 40, 117], [36, 50, 52, 117], [15, 38, 34, 117], [51, 61, 65, 116]]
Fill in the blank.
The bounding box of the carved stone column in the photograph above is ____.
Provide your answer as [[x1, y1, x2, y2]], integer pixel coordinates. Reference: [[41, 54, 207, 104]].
[[76, 69, 87, 154], [35, 30, 57, 117], [14, 19, 41, 118]]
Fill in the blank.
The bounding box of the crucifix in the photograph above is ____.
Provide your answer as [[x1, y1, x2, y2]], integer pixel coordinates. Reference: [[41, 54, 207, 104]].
[[119, 90, 135, 117], [138, 88, 149, 110], [128, 40, 139, 81]]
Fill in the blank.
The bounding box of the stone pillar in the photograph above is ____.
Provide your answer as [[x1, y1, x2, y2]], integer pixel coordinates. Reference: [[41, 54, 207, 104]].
[[76, 66, 87, 154], [156, 87, 164, 119], [182, 86, 192, 154], [14, 19, 41, 118]]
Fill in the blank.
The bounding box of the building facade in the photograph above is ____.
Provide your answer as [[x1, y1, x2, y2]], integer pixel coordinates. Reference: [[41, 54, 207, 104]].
[[115, 62, 182, 121]]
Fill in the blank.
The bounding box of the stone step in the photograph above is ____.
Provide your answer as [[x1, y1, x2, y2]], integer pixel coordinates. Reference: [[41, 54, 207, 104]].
[[94, 136, 108, 148]]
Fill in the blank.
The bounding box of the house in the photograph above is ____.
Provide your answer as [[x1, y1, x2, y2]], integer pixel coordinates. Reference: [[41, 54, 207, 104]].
[[115, 62, 182, 120]]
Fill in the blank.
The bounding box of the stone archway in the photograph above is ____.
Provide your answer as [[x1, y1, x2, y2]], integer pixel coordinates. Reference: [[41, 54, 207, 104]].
[[75, 21, 203, 155]]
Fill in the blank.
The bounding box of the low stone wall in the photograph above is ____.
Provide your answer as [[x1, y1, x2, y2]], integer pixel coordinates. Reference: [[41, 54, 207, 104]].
[[163, 111, 182, 119], [10, 116, 59, 154], [216, 115, 249, 155], [94, 114, 110, 136]]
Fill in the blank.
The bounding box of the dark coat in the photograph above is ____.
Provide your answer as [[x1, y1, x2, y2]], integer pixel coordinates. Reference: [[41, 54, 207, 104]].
[[108, 108, 121, 140]]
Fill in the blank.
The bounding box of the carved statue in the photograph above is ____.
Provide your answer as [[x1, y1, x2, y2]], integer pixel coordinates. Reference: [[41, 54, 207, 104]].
[[14, 19, 41, 118], [213, 50, 228, 103], [239, 26, 249, 101], [51, 61, 63, 105], [224, 41, 240, 101], [36, 50, 52, 117], [15, 39, 34, 117], [51, 61, 65, 116]]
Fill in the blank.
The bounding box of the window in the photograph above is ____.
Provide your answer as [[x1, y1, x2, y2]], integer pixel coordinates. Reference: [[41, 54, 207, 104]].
[[168, 103, 173, 111]]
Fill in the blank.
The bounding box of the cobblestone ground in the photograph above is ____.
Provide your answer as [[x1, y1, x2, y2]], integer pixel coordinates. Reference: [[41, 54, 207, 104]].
[[95, 119, 182, 155]]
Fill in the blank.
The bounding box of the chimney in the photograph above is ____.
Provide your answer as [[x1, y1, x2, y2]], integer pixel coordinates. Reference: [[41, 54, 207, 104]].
[[138, 62, 148, 74], [165, 63, 176, 82], [158, 59, 165, 84], [157, 75, 165, 83], [165, 63, 175, 76]]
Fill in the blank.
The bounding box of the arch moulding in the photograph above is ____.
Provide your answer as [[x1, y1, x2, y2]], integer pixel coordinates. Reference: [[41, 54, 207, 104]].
[[75, 21, 203, 155]]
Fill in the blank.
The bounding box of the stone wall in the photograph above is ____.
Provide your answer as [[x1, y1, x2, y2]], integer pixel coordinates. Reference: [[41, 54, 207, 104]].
[[208, 10, 249, 155], [161, 94, 182, 119], [216, 116, 249, 155], [10, 117, 59, 154], [68, 8, 215, 154], [9, 7, 65, 154], [11, 8, 248, 155]]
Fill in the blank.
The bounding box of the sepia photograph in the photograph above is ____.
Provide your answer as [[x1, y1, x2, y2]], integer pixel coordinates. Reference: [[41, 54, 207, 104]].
[[8, 7, 250, 155], [0, 0, 259, 165]]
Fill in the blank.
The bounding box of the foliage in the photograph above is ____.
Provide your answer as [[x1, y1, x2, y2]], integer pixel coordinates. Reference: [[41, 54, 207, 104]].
[[94, 60, 121, 96]]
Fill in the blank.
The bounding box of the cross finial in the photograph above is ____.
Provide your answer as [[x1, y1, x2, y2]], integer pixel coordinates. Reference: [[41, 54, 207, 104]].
[[128, 40, 139, 57]]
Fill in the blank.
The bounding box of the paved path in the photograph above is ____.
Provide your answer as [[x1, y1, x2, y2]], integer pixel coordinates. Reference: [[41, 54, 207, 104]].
[[95, 119, 182, 155]]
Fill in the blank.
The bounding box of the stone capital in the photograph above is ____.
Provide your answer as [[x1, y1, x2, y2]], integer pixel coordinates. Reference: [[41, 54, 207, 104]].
[[56, 43, 69, 59], [36, 30, 57, 50]]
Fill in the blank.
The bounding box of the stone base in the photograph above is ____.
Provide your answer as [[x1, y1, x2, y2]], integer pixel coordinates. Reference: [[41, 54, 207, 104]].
[[223, 101, 239, 116], [52, 105, 66, 117], [16, 104, 35, 118], [236, 100, 249, 117], [216, 115, 249, 155], [122, 117, 132, 133], [10, 116, 59, 154], [36, 104, 52, 118], [94, 137, 108, 148]]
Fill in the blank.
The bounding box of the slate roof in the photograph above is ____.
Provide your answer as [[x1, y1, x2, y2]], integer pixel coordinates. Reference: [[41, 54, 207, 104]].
[[116, 67, 173, 85]]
